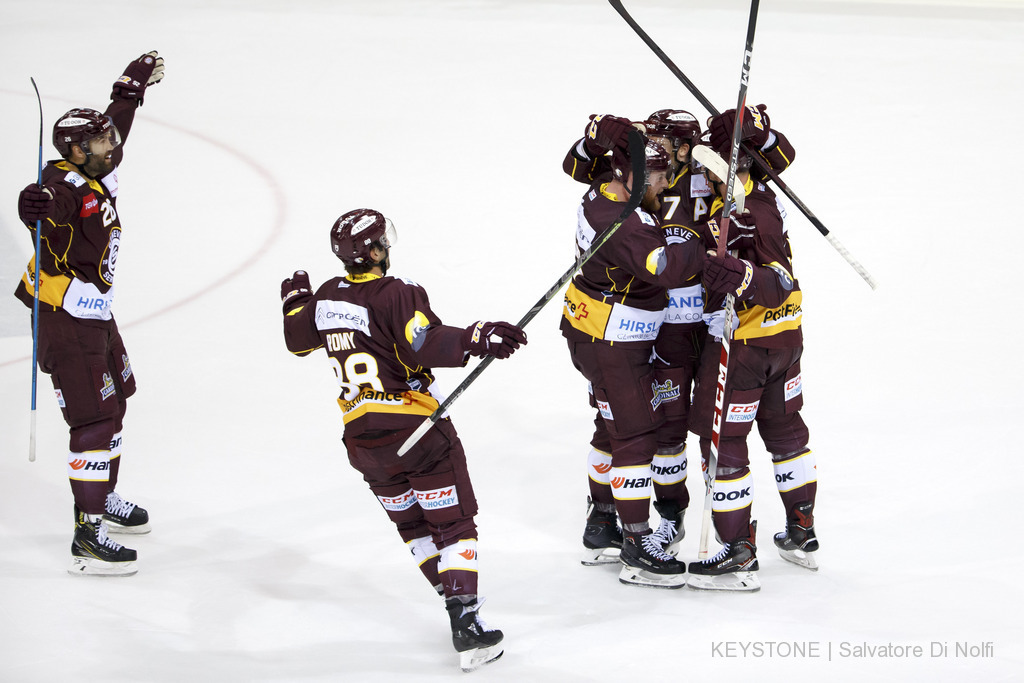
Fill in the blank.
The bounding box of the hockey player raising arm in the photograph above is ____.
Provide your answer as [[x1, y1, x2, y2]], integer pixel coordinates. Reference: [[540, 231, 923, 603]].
[[280, 209, 526, 673], [686, 129, 819, 593], [15, 52, 165, 577]]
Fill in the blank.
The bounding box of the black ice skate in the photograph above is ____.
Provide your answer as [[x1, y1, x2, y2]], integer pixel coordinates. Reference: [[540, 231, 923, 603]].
[[70, 507, 137, 577], [445, 595, 504, 673], [581, 498, 622, 566], [687, 523, 760, 592], [774, 502, 819, 571], [652, 499, 686, 557], [618, 532, 687, 589], [103, 491, 151, 534]]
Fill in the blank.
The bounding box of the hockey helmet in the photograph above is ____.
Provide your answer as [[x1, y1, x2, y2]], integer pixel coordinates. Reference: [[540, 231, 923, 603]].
[[52, 108, 121, 159], [645, 109, 701, 152], [612, 133, 672, 182], [693, 130, 752, 176], [330, 208, 398, 267]]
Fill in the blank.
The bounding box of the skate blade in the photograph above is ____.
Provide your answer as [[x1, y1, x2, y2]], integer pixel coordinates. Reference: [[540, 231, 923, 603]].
[[618, 565, 687, 589], [687, 571, 760, 592], [459, 645, 503, 672], [103, 518, 151, 535], [68, 556, 137, 577], [777, 547, 818, 571], [581, 546, 621, 566]]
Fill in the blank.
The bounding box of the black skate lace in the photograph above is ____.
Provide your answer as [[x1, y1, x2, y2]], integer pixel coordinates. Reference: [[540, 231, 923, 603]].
[[641, 534, 675, 561], [106, 492, 136, 517]]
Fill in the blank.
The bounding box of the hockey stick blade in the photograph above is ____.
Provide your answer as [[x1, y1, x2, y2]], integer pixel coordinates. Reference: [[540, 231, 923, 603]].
[[692, 145, 745, 216], [608, 0, 877, 290], [396, 130, 650, 457]]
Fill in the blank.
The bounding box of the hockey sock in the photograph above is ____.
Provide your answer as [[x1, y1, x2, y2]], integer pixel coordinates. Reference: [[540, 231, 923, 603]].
[[107, 431, 123, 491], [711, 468, 753, 543], [652, 444, 689, 509], [438, 539, 479, 599], [586, 448, 615, 506], [407, 535, 443, 596], [610, 464, 653, 532], [772, 449, 817, 520], [68, 450, 112, 514]]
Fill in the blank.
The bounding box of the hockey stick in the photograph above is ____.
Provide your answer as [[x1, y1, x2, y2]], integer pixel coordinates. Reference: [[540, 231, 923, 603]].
[[698, 0, 759, 560], [28, 77, 43, 463], [608, 0, 877, 290], [397, 129, 650, 457]]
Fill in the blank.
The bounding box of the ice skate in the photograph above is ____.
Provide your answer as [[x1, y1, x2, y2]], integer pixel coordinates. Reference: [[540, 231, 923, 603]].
[[774, 502, 819, 571], [618, 532, 687, 589], [652, 499, 686, 556], [581, 498, 622, 566], [687, 524, 759, 592], [445, 595, 504, 673], [103, 491, 151, 534], [69, 507, 137, 577]]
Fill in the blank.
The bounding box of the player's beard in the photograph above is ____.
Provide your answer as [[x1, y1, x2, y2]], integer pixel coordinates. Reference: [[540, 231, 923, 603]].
[[641, 185, 662, 213], [82, 152, 114, 178]]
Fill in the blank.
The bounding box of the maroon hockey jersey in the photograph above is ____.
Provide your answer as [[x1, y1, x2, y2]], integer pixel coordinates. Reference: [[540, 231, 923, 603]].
[[283, 273, 471, 438], [560, 184, 703, 348], [14, 98, 141, 322]]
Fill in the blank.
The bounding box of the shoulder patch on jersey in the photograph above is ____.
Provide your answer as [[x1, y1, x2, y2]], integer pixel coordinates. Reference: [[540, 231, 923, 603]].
[[636, 208, 656, 227], [405, 311, 431, 350], [646, 246, 667, 275], [63, 171, 87, 188], [766, 261, 794, 291], [397, 277, 421, 288]]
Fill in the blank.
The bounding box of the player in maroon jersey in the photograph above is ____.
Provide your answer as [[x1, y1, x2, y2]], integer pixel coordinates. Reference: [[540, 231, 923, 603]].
[[643, 106, 798, 557], [15, 52, 166, 576], [686, 122, 818, 592], [280, 209, 525, 672], [561, 134, 704, 588]]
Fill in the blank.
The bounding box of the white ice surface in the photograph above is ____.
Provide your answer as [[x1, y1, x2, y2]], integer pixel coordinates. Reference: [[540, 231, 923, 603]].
[[1, 0, 1022, 680]]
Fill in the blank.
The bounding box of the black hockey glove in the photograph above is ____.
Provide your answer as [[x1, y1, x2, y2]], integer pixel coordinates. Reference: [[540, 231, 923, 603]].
[[113, 51, 165, 104], [725, 211, 757, 250], [281, 270, 313, 309], [462, 321, 527, 360], [18, 185, 54, 223], [704, 254, 754, 299], [708, 104, 771, 151], [583, 114, 633, 158]]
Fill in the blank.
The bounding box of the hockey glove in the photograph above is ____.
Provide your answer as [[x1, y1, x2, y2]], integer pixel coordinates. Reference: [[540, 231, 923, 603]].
[[18, 185, 54, 224], [281, 270, 313, 308], [583, 114, 633, 158], [704, 254, 754, 299], [725, 211, 757, 250], [462, 321, 527, 360], [113, 51, 165, 103], [708, 104, 771, 152]]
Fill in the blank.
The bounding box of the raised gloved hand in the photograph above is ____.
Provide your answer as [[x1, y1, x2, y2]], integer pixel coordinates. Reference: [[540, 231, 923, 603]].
[[113, 51, 165, 102], [704, 254, 754, 298], [583, 114, 633, 158], [724, 210, 757, 250], [18, 185, 54, 224], [708, 104, 771, 151], [281, 270, 312, 307], [462, 321, 527, 359]]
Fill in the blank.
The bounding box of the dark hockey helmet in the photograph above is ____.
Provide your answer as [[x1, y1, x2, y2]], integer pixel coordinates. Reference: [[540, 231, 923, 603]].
[[330, 208, 398, 266], [645, 109, 701, 152], [52, 108, 121, 159], [612, 132, 672, 181]]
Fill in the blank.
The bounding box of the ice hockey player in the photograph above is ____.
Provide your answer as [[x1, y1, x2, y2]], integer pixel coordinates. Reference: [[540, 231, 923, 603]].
[[643, 106, 798, 558], [686, 113, 818, 592], [280, 209, 526, 672], [561, 132, 705, 588], [15, 52, 166, 576]]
